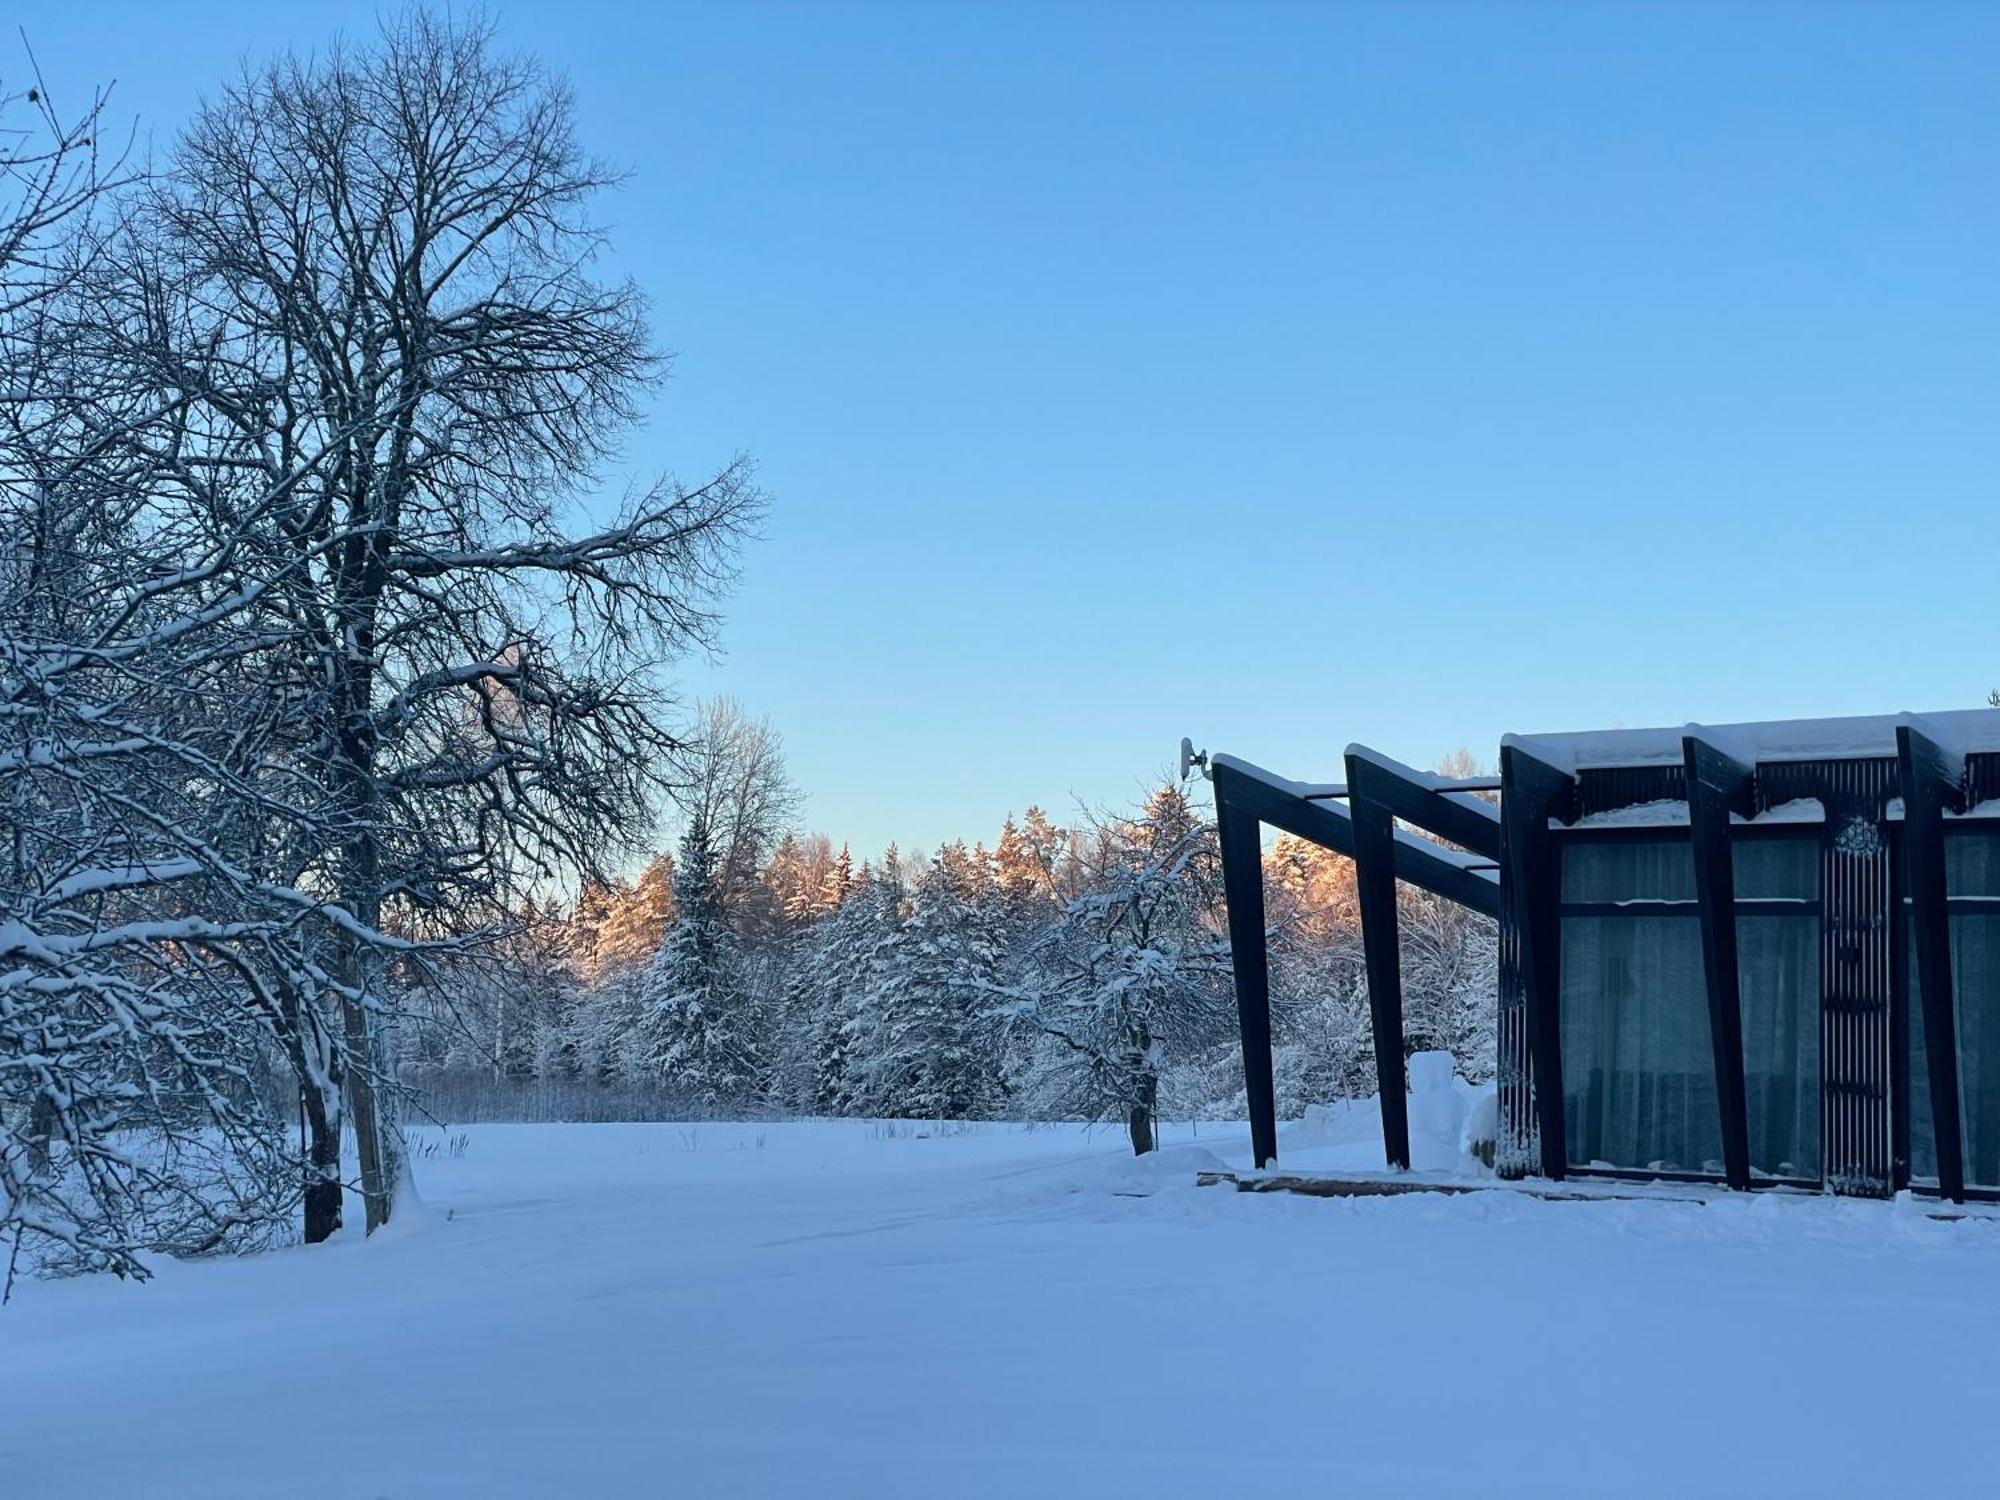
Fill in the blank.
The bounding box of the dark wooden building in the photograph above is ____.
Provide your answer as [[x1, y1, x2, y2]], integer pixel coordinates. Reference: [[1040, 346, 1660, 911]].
[[1204, 711, 2000, 1203]]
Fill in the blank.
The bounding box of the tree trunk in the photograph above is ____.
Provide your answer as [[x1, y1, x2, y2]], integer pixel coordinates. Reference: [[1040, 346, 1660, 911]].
[[284, 979, 345, 1243], [329, 474, 406, 1234], [25, 1091, 57, 1176], [301, 1078, 343, 1244], [338, 937, 401, 1234], [1128, 1068, 1159, 1156], [1127, 1104, 1155, 1156]]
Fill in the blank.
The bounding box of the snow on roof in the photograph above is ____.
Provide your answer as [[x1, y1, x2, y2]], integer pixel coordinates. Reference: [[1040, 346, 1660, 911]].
[[1562, 796, 1825, 831], [1504, 710, 2000, 775], [1208, 753, 1498, 882], [1569, 799, 1689, 828]]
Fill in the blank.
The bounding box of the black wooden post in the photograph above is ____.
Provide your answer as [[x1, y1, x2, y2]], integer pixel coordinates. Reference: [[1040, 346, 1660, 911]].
[[1683, 733, 1755, 1191], [1346, 759, 1411, 1171], [1213, 764, 1279, 1169], [1500, 743, 1573, 1180], [1897, 723, 1967, 1203]]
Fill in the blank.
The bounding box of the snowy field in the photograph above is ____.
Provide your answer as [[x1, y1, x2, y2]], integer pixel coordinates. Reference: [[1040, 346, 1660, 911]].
[[7, 1109, 2000, 1498]]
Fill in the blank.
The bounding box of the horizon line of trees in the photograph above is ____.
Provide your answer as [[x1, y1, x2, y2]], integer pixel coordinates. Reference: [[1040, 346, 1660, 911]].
[[398, 710, 1500, 1159]]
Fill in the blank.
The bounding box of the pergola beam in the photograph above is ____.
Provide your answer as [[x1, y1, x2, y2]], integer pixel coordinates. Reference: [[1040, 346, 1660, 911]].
[[1344, 745, 1503, 862], [1211, 753, 1502, 1172], [1344, 746, 1503, 1172], [1683, 732, 1756, 1191], [1210, 756, 1501, 918]]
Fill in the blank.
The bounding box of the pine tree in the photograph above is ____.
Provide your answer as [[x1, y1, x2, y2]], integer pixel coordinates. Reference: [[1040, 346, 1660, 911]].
[[590, 855, 678, 977], [826, 861, 908, 1114], [851, 844, 1007, 1120], [632, 812, 762, 1106], [820, 843, 855, 912], [785, 871, 891, 1113]]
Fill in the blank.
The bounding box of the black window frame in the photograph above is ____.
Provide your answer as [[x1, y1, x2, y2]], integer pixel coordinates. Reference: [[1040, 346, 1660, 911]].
[[1553, 820, 1822, 1189], [1898, 812, 2000, 1202]]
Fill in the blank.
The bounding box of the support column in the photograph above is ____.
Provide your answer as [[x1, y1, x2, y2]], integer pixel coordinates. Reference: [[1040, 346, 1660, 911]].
[[1684, 733, 1755, 1190], [1898, 722, 1967, 1203], [1500, 743, 1573, 1179], [1214, 765, 1279, 1169], [1346, 758, 1411, 1172]]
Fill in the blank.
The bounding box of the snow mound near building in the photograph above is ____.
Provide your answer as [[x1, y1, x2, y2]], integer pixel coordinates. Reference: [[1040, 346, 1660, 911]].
[[1282, 1052, 1497, 1178]]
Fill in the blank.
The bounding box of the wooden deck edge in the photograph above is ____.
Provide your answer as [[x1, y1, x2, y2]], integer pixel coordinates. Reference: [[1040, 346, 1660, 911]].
[[1192, 1170, 1979, 1219], [1195, 1171, 1483, 1200]]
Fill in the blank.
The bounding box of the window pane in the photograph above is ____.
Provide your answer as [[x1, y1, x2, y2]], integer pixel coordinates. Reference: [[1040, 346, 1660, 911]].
[[1561, 914, 1721, 1173], [1907, 913, 2000, 1189], [1945, 834, 2000, 898], [1733, 839, 1818, 901], [1959, 916, 2000, 1189], [1561, 840, 1696, 904], [1737, 916, 1819, 1179], [1910, 930, 1936, 1185]]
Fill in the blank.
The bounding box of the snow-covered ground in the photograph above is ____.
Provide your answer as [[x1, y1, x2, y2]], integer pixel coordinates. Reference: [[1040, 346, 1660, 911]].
[[6, 1106, 2000, 1498]]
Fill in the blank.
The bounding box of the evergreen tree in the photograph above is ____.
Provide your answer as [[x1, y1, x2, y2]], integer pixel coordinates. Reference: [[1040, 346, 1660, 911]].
[[632, 812, 762, 1106], [820, 843, 855, 912], [787, 871, 894, 1113], [850, 844, 1007, 1119], [590, 855, 678, 977]]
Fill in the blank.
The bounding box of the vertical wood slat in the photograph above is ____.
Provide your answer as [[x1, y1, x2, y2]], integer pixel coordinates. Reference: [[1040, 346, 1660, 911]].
[[1762, 755, 1897, 1198], [1496, 895, 1534, 1179]]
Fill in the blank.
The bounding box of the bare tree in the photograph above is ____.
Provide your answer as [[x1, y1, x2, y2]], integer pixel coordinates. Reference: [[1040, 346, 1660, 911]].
[[87, 13, 760, 1235], [1002, 786, 1231, 1154], [0, 61, 377, 1277], [684, 697, 801, 933]]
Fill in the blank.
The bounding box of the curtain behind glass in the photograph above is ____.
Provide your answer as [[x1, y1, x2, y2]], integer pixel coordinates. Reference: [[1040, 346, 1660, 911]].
[[1910, 928, 1937, 1184], [1912, 913, 2000, 1189], [1563, 840, 1695, 902], [1562, 914, 1720, 1172], [1737, 916, 1819, 1179], [1958, 915, 2000, 1188]]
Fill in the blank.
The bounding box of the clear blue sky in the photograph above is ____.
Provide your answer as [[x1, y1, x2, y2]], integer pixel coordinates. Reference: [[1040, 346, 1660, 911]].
[[25, 2, 2000, 857]]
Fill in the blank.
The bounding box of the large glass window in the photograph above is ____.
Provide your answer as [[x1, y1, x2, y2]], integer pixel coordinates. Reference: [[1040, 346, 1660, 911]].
[[1559, 833, 1820, 1180], [1734, 836, 1820, 1181], [1560, 839, 1720, 1173], [1562, 910, 1719, 1172], [1734, 839, 1818, 901], [1908, 832, 2000, 1189], [1562, 840, 1695, 903], [1737, 914, 1820, 1179]]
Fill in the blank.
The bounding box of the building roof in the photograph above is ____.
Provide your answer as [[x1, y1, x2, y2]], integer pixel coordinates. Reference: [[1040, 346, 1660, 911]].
[[1503, 708, 2000, 774]]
